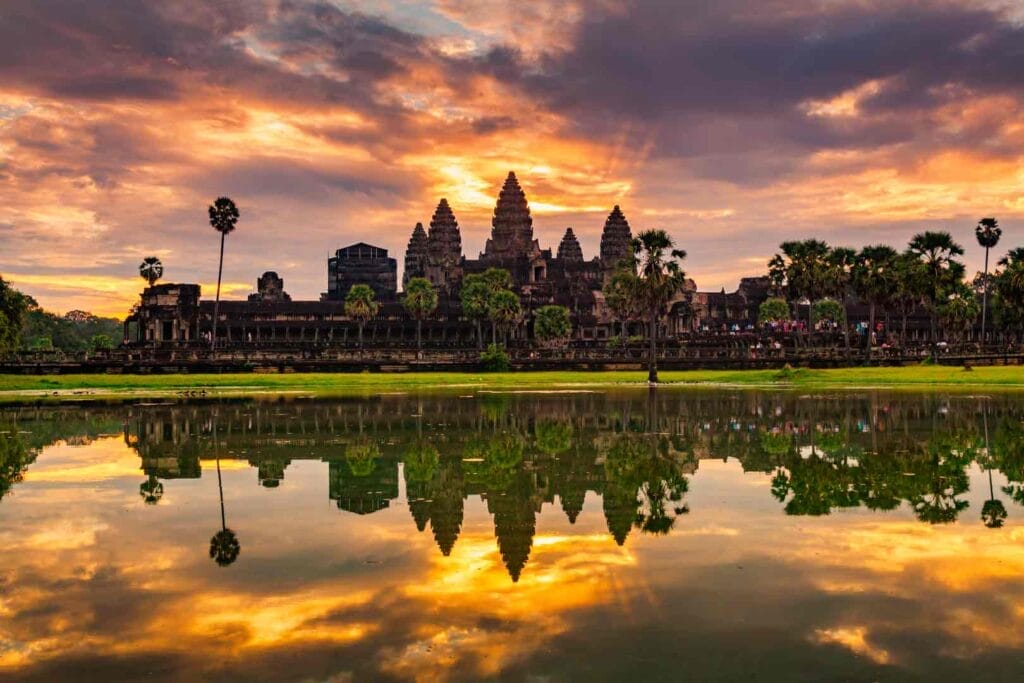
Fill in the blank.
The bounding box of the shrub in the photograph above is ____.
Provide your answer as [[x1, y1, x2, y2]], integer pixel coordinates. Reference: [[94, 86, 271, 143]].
[[481, 343, 511, 371], [90, 334, 114, 351]]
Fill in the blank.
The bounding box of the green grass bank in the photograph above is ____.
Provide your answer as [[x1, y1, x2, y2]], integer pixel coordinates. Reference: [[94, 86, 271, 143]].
[[0, 365, 1022, 403]]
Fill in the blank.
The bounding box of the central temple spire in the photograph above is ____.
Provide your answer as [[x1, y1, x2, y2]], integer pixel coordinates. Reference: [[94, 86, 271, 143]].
[[483, 171, 536, 260]]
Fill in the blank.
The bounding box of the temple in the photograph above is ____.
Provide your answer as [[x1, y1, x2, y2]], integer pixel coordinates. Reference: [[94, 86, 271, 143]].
[[125, 171, 785, 348]]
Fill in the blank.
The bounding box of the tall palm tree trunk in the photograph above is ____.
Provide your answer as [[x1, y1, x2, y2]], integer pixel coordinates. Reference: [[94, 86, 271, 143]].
[[492, 322, 497, 346], [215, 420, 226, 531], [212, 231, 225, 350], [358, 323, 364, 347], [867, 302, 876, 360], [930, 308, 938, 360], [648, 312, 658, 384], [416, 319, 422, 350], [981, 246, 990, 347], [842, 307, 851, 357]]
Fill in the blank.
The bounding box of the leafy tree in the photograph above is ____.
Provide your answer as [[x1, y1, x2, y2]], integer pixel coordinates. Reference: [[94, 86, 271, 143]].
[[811, 298, 844, 328], [487, 289, 522, 346], [758, 297, 790, 326], [907, 231, 965, 357], [937, 283, 980, 346], [460, 275, 491, 349], [139, 256, 163, 287], [208, 196, 240, 349], [344, 284, 379, 347], [993, 248, 1024, 341], [0, 429, 36, 502], [20, 306, 122, 353], [534, 305, 572, 348], [0, 276, 31, 357], [631, 230, 687, 383], [605, 269, 643, 342], [402, 277, 438, 350], [852, 245, 899, 357], [976, 218, 1001, 343]]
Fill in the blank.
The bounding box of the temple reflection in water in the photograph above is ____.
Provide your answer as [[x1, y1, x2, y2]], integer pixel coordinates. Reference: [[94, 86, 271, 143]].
[[5, 390, 1024, 680], [5, 391, 1024, 583]]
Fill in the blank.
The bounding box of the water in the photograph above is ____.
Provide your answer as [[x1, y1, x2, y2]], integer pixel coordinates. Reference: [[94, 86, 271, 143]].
[[2, 390, 1024, 681]]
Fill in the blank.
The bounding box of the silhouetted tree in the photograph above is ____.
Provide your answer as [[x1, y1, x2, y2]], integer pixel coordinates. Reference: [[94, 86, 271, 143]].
[[402, 277, 438, 350], [976, 217, 1001, 343], [138, 256, 163, 287], [907, 231, 965, 357], [631, 230, 687, 383], [344, 284, 378, 347], [208, 197, 239, 350]]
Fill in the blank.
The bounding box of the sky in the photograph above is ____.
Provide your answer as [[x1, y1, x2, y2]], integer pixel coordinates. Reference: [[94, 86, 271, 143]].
[[1, 0, 1023, 317]]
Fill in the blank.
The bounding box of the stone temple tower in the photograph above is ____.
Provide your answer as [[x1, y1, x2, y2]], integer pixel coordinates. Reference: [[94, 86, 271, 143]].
[[425, 198, 463, 292], [403, 222, 427, 288], [483, 171, 539, 260], [600, 205, 633, 274], [557, 228, 584, 262]]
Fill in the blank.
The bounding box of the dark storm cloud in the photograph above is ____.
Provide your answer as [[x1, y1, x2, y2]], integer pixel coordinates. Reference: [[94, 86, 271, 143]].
[[462, 0, 1024, 163]]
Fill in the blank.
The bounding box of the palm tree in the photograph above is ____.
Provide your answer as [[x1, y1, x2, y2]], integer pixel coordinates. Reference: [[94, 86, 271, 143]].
[[768, 239, 831, 343], [402, 277, 438, 350], [632, 229, 687, 384], [825, 247, 856, 354], [976, 218, 1001, 345], [139, 474, 164, 504], [533, 305, 572, 348], [487, 289, 522, 346], [208, 197, 239, 350], [344, 284, 379, 347], [892, 251, 925, 348], [852, 245, 898, 359], [209, 418, 240, 567], [138, 257, 164, 287], [908, 231, 965, 358], [460, 275, 491, 349]]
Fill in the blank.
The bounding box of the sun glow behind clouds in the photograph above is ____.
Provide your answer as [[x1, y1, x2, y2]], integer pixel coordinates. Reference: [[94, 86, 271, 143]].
[[3, 0, 1024, 312]]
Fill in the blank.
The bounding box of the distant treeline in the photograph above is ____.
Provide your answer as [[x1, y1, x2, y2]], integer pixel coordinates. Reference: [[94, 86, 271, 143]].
[[0, 275, 121, 355]]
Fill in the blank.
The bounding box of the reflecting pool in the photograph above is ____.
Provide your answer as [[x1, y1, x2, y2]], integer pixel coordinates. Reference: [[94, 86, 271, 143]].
[[3, 390, 1024, 681]]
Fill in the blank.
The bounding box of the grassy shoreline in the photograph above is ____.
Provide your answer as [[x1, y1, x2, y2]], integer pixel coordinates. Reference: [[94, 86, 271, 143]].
[[0, 366, 1022, 403]]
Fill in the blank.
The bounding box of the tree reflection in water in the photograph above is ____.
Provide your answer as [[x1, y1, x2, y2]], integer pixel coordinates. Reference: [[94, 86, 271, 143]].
[[209, 413, 240, 567], [4, 391, 1024, 581]]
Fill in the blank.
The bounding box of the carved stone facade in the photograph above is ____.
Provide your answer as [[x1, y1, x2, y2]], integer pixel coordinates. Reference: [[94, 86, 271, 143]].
[[557, 228, 584, 262], [324, 243, 398, 301], [403, 223, 428, 288], [424, 199, 462, 294], [248, 271, 290, 303], [599, 205, 633, 276], [127, 172, 777, 348]]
